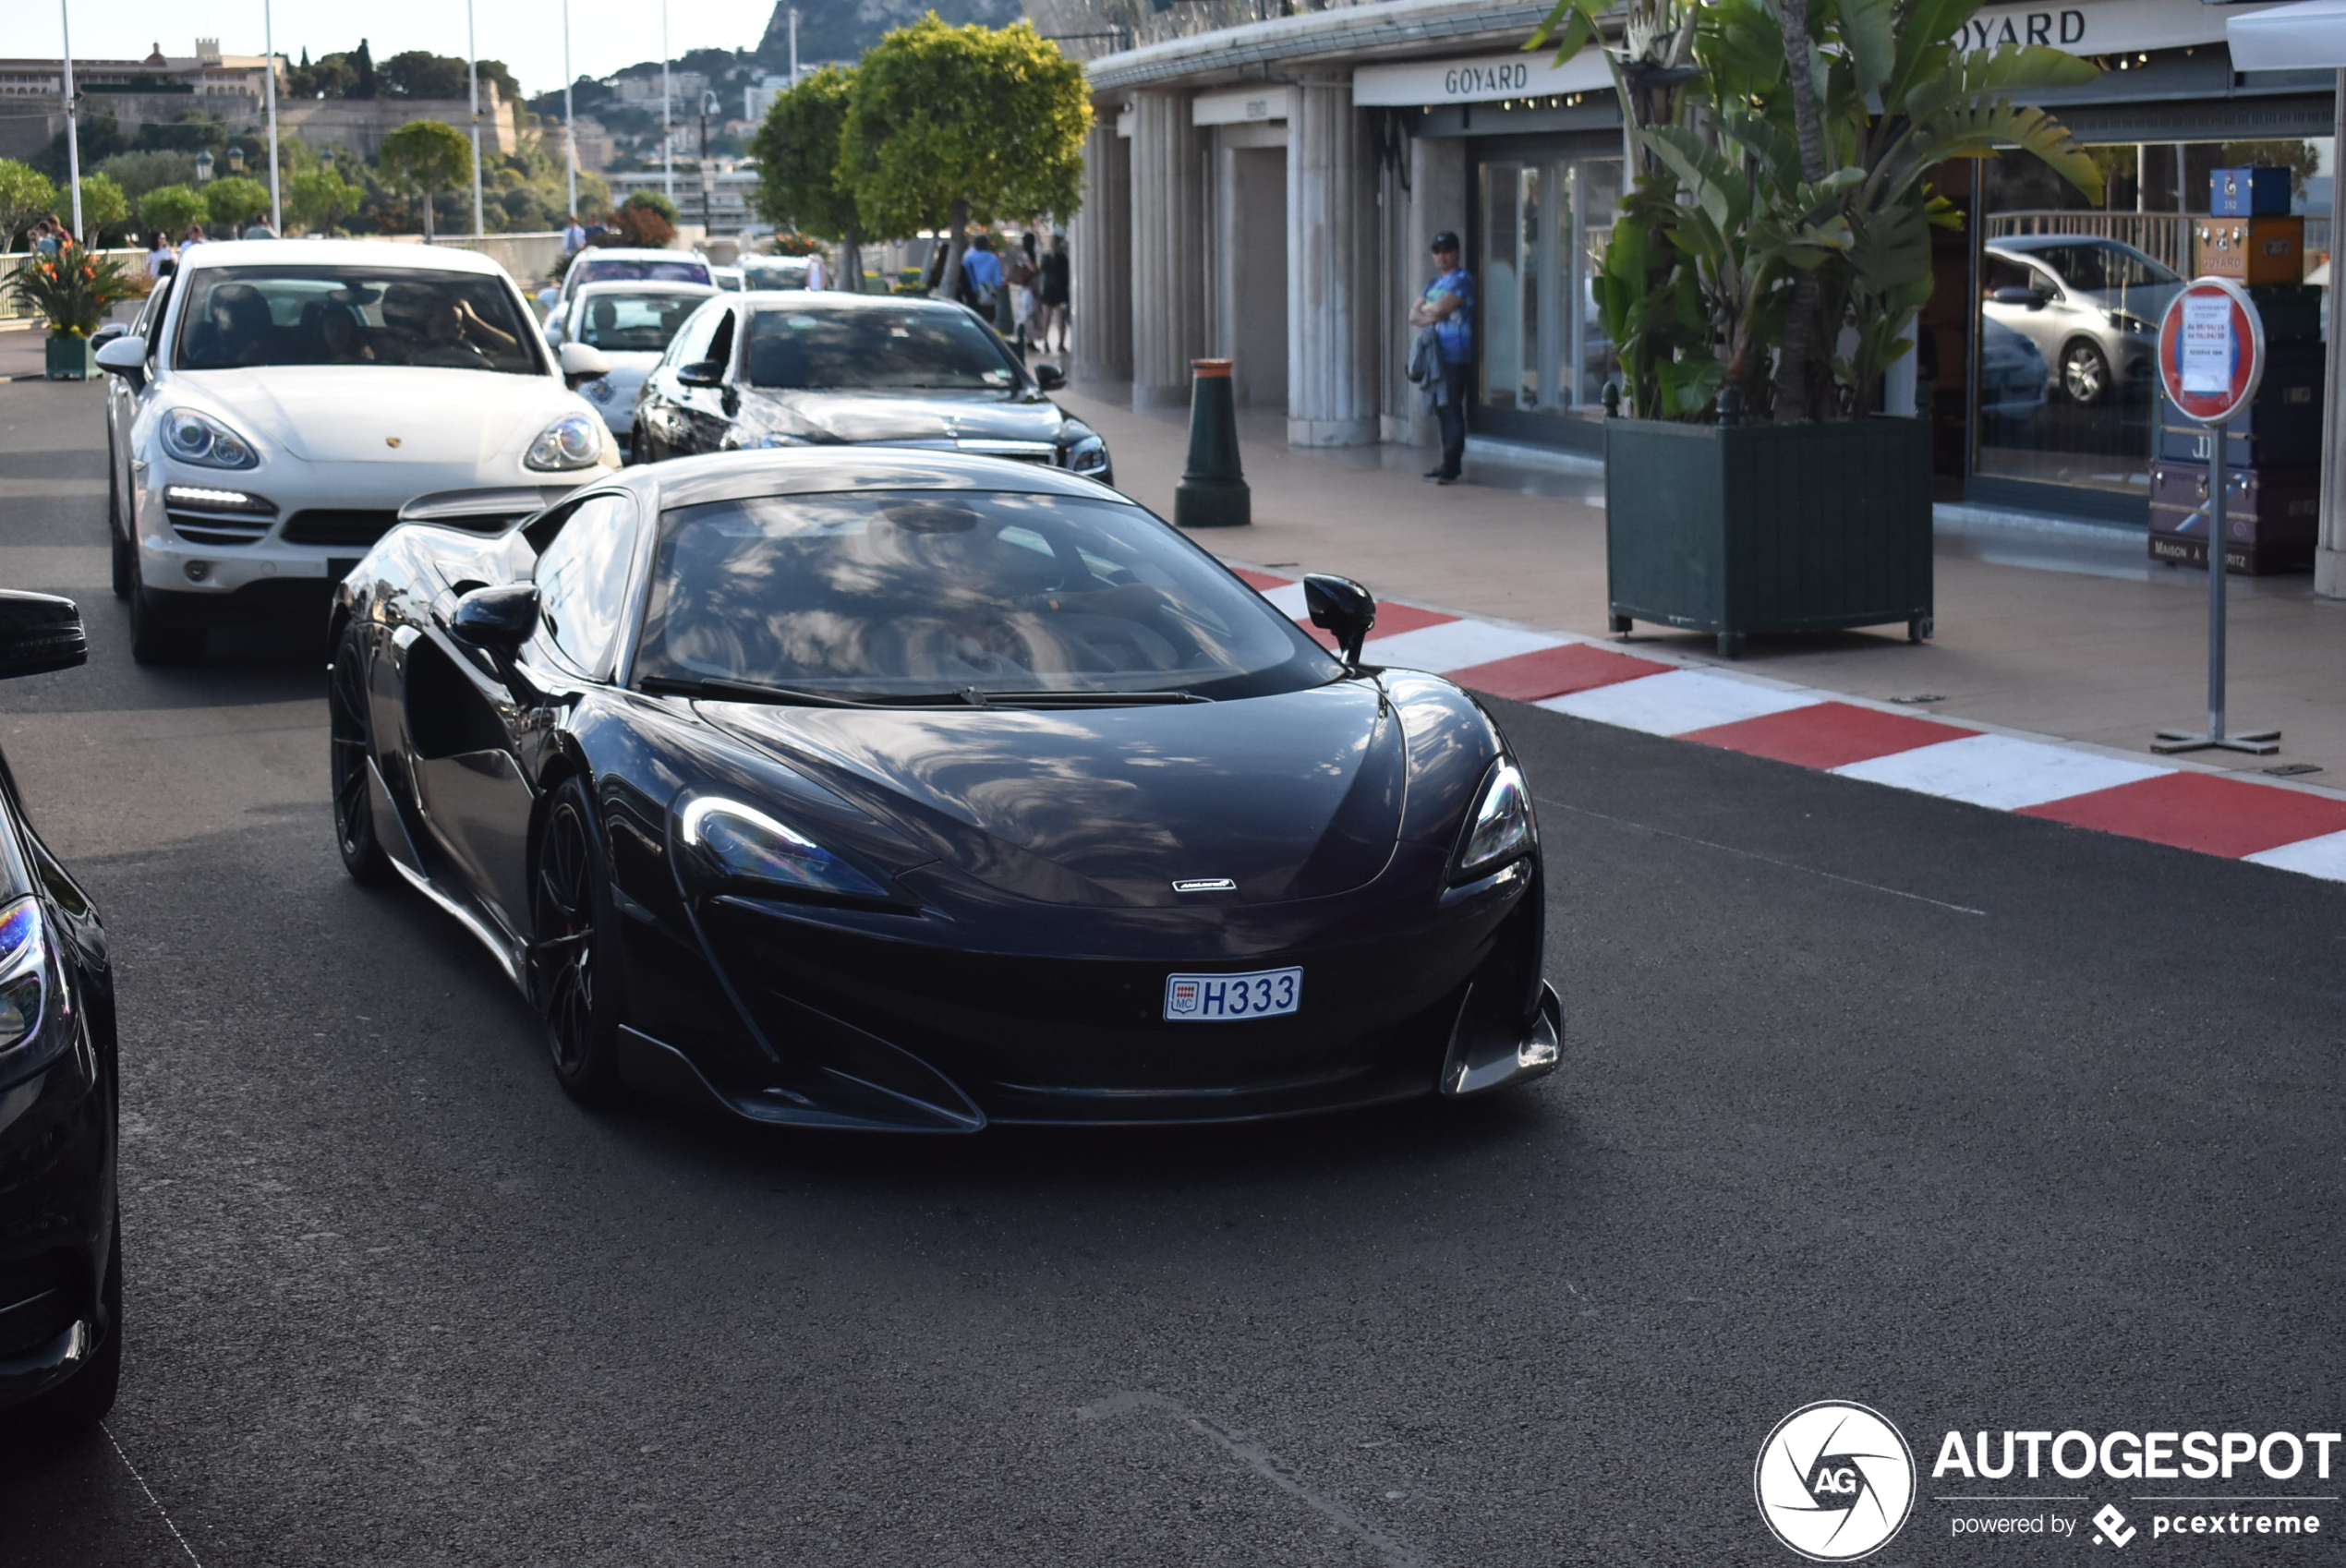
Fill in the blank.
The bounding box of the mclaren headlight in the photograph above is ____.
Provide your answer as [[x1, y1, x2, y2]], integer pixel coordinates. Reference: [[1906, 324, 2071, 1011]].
[[161, 407, 259, 470], [677, 796, 894, 903], [1066, 432, 1110, 475], [1452, 758, 1535, 882], [0, 897, 69, 1087], [525, 412, 610, 472]]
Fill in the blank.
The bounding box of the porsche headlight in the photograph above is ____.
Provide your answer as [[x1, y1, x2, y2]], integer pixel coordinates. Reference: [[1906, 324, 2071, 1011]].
[[1453, 759, 1535, 881], [1066, 433, 1110, 474], [0, 897, 68, 1086], [677, 796, 893, 903], [161, 407, 258, 470], [525, 412, 609, 472]]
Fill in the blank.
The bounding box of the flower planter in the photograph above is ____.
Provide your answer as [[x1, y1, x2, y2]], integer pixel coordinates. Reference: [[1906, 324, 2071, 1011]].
[[44, 332, 97, 381], [1603, 415, 1933, 658]]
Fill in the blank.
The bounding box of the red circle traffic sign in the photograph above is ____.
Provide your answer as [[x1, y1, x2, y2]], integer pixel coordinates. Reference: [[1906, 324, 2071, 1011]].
[[2157, 277, 2266, 426]]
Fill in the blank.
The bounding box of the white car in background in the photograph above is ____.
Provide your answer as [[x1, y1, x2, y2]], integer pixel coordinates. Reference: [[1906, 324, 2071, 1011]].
[[94, 239, 617, 663], [555, 279, 720, 457], [536, 247, 714, 329]]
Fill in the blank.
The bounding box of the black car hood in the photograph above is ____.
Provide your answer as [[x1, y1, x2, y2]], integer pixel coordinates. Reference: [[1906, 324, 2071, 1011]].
[[742, 388, 1067, 446], [699, 681, 1406, 908]]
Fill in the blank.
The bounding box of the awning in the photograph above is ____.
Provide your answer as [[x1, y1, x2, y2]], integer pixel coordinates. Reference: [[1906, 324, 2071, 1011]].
[[2228, 0, 2346, 70]]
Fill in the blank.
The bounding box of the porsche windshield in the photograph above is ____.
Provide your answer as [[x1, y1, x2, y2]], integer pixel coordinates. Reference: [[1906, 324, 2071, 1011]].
[[174, 265, 542, 374], [744, 308, 1019, 392], [635, 490, 1338, 699]]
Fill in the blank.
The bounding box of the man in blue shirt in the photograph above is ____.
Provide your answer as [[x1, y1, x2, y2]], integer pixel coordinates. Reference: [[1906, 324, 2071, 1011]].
[[1409, 231, 1473, 484], [960, 235, 1004, 310]]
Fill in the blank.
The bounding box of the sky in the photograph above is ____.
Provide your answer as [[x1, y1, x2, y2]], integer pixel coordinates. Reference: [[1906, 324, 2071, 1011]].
[[2, 0, 782, 103]]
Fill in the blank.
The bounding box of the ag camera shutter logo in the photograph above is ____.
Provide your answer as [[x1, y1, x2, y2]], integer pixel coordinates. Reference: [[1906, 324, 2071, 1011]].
[[1755, 1401, 1917, 1561]]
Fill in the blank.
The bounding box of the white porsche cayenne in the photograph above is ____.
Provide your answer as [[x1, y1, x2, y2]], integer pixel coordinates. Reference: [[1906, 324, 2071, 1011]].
[[96, 239, 618, 662]]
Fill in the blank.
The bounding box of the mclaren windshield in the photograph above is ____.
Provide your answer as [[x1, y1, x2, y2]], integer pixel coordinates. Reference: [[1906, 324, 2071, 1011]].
[[174, 265, 544, 374], [744, 308, 1020, 392], [635, 490, 1338, 702]]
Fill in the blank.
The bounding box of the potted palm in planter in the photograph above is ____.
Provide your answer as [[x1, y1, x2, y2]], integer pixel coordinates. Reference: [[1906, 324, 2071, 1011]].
[[7, 242, 137, 381], [1533, 0, 2102, 656]]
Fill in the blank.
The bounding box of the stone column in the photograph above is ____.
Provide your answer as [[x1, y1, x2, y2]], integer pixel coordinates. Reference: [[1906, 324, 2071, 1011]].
[[1286, 76, 1378, 447], [2316, 70, 2346, 599], [1127, 89, 1207, 409], [1072, 112, 1132, 386]]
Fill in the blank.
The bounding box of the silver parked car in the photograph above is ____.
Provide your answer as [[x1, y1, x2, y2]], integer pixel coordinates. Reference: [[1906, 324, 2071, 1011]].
[[1980, 235, 2181, 406]]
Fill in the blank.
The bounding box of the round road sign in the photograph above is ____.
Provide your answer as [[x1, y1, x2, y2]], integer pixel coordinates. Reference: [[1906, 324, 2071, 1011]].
[[2157, 277, 2266, 426]]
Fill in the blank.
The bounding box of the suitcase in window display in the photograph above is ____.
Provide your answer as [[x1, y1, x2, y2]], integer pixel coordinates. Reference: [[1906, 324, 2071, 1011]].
[[2155, 340, 2325, 466], [2148, 462, 2318, 576]]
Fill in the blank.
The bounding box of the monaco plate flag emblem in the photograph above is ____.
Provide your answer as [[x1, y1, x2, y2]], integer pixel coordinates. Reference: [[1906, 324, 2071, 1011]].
[[1755, 1401, 1917, 1561]]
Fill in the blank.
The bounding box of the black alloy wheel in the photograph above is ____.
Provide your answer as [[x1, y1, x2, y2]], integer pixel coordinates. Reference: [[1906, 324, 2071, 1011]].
[[126, 550, 202, 666], [530, 778, 626, 1104], [327, 630, 394, 886], [106, 432, 130, 601], [9, 1219, 122, 1437]]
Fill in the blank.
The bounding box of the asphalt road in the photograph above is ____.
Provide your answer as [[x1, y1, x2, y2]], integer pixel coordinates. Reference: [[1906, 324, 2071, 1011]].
[[1, 374, 2340, 1567]]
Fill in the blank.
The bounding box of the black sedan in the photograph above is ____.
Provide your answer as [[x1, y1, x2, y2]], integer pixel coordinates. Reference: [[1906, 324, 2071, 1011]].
[[0, 594, 121, 1435], [629, 292, 1112, 488], [327, 451, 1558, 1130]]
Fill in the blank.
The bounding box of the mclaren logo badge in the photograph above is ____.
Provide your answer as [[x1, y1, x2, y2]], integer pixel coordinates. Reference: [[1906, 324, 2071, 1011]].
[[1171, 878, 1237, 893]]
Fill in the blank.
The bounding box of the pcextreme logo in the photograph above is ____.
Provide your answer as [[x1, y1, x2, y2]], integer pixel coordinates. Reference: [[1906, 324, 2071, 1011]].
[[1755, 1401, 1919, 1562]]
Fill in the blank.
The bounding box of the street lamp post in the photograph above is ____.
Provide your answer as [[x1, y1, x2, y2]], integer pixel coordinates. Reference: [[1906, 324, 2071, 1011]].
[[562, 0, 578, 223], [661, 0, 674, 208], [264, 0, 282, 234], [466, 0, 486, 236], [58, 0, 83, 243], [698, 91, 718, 241]]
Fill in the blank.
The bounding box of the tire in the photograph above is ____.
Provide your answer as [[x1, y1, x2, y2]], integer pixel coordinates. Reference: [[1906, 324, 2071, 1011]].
[[7, 1221, 122, 1440], [106, 434, 130, 601], [126, 551, 203, 666], [327, 629, 395, 887], [530, 778, 628, 1104], [2060, 340, 2111, 406]]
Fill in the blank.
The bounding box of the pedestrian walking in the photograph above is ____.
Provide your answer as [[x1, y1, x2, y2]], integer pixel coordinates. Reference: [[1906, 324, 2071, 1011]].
[[1004, 237, 1038, 355], [182, 223, 208, 250], [1407, 231, 1473, 485], [1034, 234, 1070, 355], [145, 232, 176, 280], [33, 217, 63, 257], [561, 213, 586, 255], [961, 233, 1003, 318], [804, 248, 827, 291]]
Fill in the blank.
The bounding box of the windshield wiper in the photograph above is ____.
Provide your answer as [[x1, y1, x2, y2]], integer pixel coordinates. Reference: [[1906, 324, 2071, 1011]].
[[950, 689, 1211, 708], [641, 675, 1210, 710], [638, 674, 903, 708]]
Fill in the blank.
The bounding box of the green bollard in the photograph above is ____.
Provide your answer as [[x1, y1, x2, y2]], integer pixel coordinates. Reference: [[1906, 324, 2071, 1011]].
[[1174, 358, 1250, 528]]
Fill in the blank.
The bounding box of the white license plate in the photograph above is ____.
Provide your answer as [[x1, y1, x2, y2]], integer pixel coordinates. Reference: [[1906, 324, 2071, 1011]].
[[1163, 967, 1301, 1022]]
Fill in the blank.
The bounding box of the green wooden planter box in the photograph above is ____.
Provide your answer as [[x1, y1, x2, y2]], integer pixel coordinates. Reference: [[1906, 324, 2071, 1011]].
[[44, 333, 97, 380], [1604, 415, 1933, 658]]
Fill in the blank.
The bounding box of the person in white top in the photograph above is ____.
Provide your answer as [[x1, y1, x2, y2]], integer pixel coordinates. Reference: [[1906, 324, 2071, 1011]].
[[145, 232, 177, 280], [804, 250, 828, 291]]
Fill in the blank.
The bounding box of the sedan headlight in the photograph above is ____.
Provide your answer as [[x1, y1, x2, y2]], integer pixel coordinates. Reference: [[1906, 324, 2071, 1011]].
[[161, 407, 258, 469], [2107, 309, 2151, 333], [677, 796, 894, 903], [525, 413, 610, 472], [1066, 433, 1110, 475], [0, 897, 69, 1087], [1453, 759, 1535, 882]]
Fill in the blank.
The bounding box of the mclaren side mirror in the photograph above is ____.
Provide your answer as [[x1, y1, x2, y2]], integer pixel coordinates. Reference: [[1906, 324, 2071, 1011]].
[[1033, 363, 1067, 392], [95, 335, 147, 384], [558, 341, 611, 387], [1302, 573, 1376, 669], [0, 592, 89, 680], [449, 583, 540, 650], [677, 359, 726, 389]]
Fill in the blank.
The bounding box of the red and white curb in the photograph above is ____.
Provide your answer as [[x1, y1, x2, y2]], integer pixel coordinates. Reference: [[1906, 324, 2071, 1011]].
[[1232, 568, 2346, 884]]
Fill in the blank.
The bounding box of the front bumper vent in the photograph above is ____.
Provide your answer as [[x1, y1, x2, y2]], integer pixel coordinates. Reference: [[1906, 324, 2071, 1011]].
[[282, 510, 403, 547]]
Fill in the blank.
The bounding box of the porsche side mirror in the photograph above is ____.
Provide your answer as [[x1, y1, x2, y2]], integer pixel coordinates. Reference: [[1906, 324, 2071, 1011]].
[[92, 322, 127, 345], [1303, 573, 1376, 669], [0, 592, 88, 680], [1033, 363, 1067, 392], [95, 335, 147, 388], [677, 360, 726, 389], [558, 341, 611, 388], [449, 584, 540, 650]]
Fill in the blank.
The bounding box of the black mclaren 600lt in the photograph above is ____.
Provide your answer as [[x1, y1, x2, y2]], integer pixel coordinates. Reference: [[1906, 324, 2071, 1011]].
[[327, 451, 1560, 1130]]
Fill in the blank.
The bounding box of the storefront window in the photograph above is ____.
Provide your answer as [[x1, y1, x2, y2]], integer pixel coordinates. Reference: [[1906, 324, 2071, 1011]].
[[1972, 137, 2332, 499], [1475, 156, 1621, 422]]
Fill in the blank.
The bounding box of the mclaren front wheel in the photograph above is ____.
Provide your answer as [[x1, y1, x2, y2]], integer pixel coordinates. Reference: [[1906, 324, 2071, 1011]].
[[530, 777, 628, 1105], [327, 630, 395, 886]]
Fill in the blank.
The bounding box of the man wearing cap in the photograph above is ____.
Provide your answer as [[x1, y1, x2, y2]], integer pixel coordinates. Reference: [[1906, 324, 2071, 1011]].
[[1409, 232, 1474, 484]]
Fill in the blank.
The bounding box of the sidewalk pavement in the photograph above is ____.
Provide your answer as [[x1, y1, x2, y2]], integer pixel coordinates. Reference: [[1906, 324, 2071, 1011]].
[[1057, 381, 2346, 792]]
